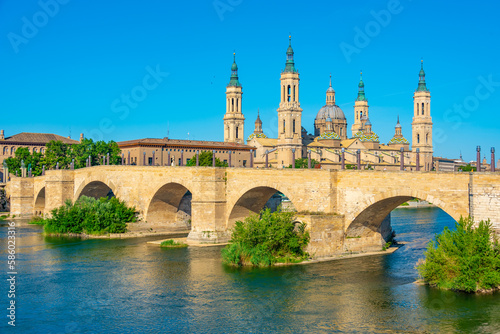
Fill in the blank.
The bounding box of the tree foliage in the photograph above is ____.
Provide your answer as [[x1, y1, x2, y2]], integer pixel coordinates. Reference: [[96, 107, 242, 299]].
[[287, 157, 319, 169], [222, 207, 310, 267], [4, 139, 122, 176], [459, 163, 476, 172], [40, 195, 137, 235], [417, 216, 500, 293], [185, 151, 228, 167]]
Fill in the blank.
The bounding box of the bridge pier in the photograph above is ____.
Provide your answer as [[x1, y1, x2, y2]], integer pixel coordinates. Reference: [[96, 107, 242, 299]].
[[8, 177, 34, 217]]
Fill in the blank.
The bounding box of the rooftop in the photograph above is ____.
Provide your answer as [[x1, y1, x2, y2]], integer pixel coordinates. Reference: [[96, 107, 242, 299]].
[[117, 137, 254, 150], [1, 132, 79, 145]]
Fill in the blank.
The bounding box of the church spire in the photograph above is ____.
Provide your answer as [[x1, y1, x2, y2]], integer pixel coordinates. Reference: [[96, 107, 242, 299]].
[[416, 59, 428, 92], [326, 74, 335, 105], [228, 52, 241, 87], [356, 71, 367, 101], [284, 35, 297, 73]]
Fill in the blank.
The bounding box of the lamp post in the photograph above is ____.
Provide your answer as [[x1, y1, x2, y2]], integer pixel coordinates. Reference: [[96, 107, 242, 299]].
[[228, 150, 232, 168], [477, 146, 481, 172], [416, 148, 420, 171], [291, 149, 295, 169], [196, 150, 199, 166], [250, 149, 253, 168], [341, 148, 345, 170], [308, 150, 311, 169], [356, 150, 361, 170], [491, 148, 496, 172], [400, 147, 404, 171], [180, 150, 184, 166], [152, 151, 155, 166], [212, 150, 216, 167]]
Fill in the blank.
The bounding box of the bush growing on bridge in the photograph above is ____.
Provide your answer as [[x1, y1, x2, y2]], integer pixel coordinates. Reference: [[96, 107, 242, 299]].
[[222, 207, 310, 267], [416, 216, 500, 293], [42, 196, 137, 235]]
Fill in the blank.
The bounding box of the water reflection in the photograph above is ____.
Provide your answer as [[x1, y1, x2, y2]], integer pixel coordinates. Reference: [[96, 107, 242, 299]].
[[0, 207, 499, 333]]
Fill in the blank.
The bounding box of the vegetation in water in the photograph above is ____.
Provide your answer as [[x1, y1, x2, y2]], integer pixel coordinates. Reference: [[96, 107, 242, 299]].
[[416, 216, 500, 293], [221, 207, 310, 267], [185, 151, 228, 167], [29, 216, 45, 225], [4, 139, 122, 177], [37, 196, 137, 235], [160, 239, 188, 248]]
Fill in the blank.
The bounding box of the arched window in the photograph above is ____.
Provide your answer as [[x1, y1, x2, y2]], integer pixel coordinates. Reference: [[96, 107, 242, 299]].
[[11, 147, 15, 154], [231, 98, 234, 111], [417, 134, 420, 144], [421, 102, 425, 115], [287, 85, 291, 102], [294, 85, 296, 102], [33, 148, 37, 153], [292, 119, 296, 133], [426, 133, 429, 143], [417, 103, 419, 115], [283, 120, 286, 134], [2, 147, 6, 155], [236, 126, 239, 139], [236, 98, 238, 112]]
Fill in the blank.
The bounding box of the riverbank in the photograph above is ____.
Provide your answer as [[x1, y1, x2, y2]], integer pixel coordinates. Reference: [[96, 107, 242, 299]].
[[148, 237, 404, 261]]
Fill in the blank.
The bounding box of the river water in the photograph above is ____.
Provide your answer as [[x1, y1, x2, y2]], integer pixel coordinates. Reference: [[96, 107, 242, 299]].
[[1, 207, 499, 333]]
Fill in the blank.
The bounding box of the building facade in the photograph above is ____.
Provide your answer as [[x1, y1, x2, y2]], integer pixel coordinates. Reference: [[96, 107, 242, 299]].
[[248, 38, 434, 170]]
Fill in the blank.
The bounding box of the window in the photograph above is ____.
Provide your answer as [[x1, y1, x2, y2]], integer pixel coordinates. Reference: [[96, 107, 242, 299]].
[[287, 85, 291, 102], [283, 120, 286, 133], [293, 85, 296, 102], [178, 158, 181, 165], [243, 160, 247, 167], [236, 98, 238, 111], [292, 119, 296, 133], [148, 157, 153, 165], [426, 133, 429, 143], [231, 98, 234, 111], [417, 103, 419, 115], [2, 147, 6, 154], [11, 147, 14, 154], [33, 148, 37, 153], [236, 126, 239, 139], [421, 102, 425, 115], [417, 134, 420, 144]]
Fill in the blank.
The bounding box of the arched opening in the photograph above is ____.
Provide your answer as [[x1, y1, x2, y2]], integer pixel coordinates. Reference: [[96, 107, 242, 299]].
[[34, 187, 45, 216], [345, 196, 456, 253], [146, 183, 192, 232], [78, 181, 115, 199], [227, 187, 297, 228]]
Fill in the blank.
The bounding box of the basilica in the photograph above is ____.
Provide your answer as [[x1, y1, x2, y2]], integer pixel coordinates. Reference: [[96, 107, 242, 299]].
[[224, 37, 434, 171]]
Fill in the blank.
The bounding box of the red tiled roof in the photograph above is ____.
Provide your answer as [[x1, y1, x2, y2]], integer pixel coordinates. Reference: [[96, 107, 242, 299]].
[[117, 137, 255, 150], [1, 132, 79, 145]]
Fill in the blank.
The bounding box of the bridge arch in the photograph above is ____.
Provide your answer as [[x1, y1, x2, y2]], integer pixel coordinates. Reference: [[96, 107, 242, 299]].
[[75, 180, 117, 200], [345, 189, 461, 239], [145, 182, 193, 231], [227, 185, 298, 228], [34, 187, 45, 216]]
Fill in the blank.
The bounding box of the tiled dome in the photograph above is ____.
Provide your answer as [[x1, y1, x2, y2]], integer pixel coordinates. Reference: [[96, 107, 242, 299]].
[[388, 136, 409, 144], [247, 133, 268, 140], [318, 131, 340, 140]]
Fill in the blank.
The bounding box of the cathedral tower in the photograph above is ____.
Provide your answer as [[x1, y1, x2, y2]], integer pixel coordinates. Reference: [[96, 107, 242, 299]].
[[351, 72, 369, 135], [277, 36, 303, 168], [223, 53, 245, 144], [411, 60, 433, 171]]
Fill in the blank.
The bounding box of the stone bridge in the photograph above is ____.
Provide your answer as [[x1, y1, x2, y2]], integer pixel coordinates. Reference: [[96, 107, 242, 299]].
[[6, 167, 500, 257]]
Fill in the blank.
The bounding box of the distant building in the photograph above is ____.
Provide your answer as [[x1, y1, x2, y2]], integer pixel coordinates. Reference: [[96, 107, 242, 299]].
[[246, 37, 433, 170], [117, 138, 253, 167], [0, 130, 80, 181], [0, 130, 79, 162]]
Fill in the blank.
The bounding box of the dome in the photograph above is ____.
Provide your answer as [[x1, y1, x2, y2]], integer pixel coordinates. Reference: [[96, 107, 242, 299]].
[[318, 131, 340, 140], [316, 105, 346, 121], [231, 62, 238, 71], [247, 133, 268, 141], [354, 131, 379, 142], [388, 137, 409, 144], [326, 86, 335, 93]]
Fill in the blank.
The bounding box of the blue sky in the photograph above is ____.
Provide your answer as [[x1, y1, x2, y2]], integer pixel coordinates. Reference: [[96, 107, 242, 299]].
[[1, 0, 499, 162]]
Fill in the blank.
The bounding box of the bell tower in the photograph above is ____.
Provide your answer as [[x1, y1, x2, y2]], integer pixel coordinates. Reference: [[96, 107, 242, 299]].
[[352, 71, 368, 135], [411, 60, 433, 171], [224, 53, 245, 144], [277, 36, 303, 168]]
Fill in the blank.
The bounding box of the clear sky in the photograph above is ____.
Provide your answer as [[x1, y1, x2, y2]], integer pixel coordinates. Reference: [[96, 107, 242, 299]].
[[1, 0, 499, 162]]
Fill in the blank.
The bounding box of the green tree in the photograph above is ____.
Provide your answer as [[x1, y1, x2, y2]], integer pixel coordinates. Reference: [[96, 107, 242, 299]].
[[288, 157, 319, 168], [185, 151, 228, 167], [459, 164, 476, 172], [221, 207, 310, 266], [5, 147, 44, 176], [417, 216, 500, 293], [44, 140, 71, 169]]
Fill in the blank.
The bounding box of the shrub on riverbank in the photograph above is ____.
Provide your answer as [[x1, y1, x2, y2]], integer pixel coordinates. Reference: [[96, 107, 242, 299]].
[[222, 208, 310, 267], [416, 216, 500, 293], [40, 196, 137, 235]]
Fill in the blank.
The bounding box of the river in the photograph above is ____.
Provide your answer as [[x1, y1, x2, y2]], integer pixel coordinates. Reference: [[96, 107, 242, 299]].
[[1, 207, 499, 333]]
